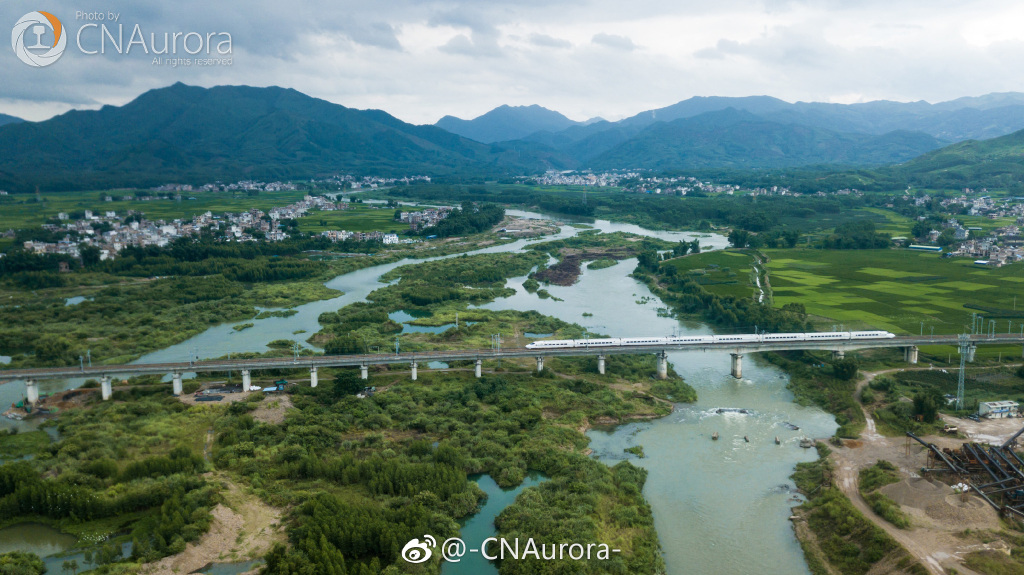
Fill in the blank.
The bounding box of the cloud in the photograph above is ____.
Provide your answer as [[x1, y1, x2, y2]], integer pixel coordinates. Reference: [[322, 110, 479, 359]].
[[528, 33, 572, 49], [591, 33, 636, 51], [344, 22, 403, 51], [3, 0, 1024, 126], [439, 32, 503, 57]]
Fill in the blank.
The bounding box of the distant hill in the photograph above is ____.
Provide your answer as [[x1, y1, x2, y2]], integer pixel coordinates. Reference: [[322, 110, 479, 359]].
[[588, 109, 946, 170], [884, 127, 1024, 188], [0, 114, 22, 127], [0, 83, 555, 192], [435, 104, 580, 143]]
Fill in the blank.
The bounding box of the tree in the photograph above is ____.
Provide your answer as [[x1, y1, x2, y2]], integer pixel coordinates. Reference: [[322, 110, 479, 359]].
[[911, 220, 930, 239], [80, 245, 102, 267], [332, 370, 364, 400], [913, 392, 939, 422], [830, 358, 858, 381], [0, 552, 46, 575], [393, 209, 402, 221], [728, 230, 749, 248]]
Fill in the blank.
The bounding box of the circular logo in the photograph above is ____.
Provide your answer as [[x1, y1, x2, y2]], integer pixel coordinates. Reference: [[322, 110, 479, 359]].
[[12, 11, 66, 67]]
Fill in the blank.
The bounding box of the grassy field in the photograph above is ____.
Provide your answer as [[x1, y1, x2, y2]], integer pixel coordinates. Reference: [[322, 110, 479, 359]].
[[765, 248, 1024, 361], [296, 204, 411, 234], [661, 250, 757, 299], [0, 189, 309, 229], [858, 207, 916, 237]]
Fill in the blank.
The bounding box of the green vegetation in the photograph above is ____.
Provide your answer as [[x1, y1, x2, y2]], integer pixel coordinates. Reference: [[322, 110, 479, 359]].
[[766, 353, 865, 438], [623, 445, 646, 458], [587, 258, 618, 270], [0, 551, 46, 574], [0, 189, 308, 232], [637, 249, 809, 335], [297, 203, 410, 234], [0, 430, 51, 459], [0, 393, 219, 569], [659, 250, 757, 299], [765, 248, 1024, 339], [858, 461, 911, 529], [219, 365, 670, 575], [233, 323, 255, 332], [791, 445, 926, 575]]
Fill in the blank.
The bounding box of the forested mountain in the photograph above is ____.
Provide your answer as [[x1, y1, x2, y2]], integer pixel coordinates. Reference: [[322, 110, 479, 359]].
[[481, 92, 1024, 171], [0, 83, 553, 192], [435, 104, 581, 143], [883, 126, 1024, 190], [0, 114, 22, 127]]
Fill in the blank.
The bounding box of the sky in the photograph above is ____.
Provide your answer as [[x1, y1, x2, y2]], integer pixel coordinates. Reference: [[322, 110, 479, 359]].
[[3, 0, 1024, 124]]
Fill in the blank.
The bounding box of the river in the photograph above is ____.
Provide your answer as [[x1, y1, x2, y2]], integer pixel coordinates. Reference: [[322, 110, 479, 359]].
[[0, 210, 835, 574]]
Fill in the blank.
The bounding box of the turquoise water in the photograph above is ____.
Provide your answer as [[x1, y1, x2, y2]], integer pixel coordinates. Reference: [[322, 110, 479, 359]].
[[441, 474, 548, 575]]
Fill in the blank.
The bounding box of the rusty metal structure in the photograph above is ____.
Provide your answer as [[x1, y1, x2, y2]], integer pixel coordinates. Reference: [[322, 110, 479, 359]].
[[907, 427, 1024, 521]]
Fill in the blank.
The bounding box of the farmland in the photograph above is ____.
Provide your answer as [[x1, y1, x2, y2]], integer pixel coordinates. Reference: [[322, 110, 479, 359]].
[[661, 250, 758, 300], [295, 203, 411, 234], [764, 248, 1024, 361]]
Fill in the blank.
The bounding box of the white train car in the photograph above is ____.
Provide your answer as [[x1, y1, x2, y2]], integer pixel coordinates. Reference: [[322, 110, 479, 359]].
[[850, 330, 896, 339], [524, 331, 897, 350]]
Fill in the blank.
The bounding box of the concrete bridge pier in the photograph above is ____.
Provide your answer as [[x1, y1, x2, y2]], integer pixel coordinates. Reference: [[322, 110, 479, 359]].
[[598, 355, 606, 375], [657, 351, 668, 380], [475, 359, 482, 378], [967, 345, 977, 363], [730, 353, 743, 379], [907, 346, 919, 364], [241, 370, 251, 392], [832, 350, 845, 360], [25, 379, 38, 405], [360, 364, 368, 380], [536, 357, 545, 372], [310, 367, 318, 388], [101, 376, 112, 401], [411, 362, 418, 381], [172, 373, 183, 396]]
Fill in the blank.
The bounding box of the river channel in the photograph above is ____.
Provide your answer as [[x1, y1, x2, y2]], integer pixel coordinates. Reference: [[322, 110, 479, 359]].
[[0, 210, 835, 574]]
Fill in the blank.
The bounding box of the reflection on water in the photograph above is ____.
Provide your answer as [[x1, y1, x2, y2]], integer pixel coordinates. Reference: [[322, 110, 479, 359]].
[[442, 474, 548, 575], [0, 523, 76, 559]]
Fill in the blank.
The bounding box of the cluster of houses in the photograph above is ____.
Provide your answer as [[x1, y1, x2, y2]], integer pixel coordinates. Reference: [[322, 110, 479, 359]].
[[530, 171, 627, 187], [396, 207, 452, 230], [320, 230, 402, 244], [23, 195, 349, 261], [154, 180, 299, 193]]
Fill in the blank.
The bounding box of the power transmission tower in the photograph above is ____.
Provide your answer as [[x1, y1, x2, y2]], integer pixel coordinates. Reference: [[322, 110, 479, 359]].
[[956, 333, 970, 411]]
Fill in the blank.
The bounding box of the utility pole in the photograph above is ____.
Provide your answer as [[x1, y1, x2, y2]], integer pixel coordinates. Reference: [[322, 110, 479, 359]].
[[395, 336, 400, 356], [86, 349, 91, 367], [292, 343, 300, 363], [956, 333, 970, 411], [79, 355, 84, 372]]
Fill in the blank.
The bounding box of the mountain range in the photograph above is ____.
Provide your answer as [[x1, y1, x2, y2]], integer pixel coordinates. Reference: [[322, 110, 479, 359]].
[[3, 84, 1024, 191], [0, 84, 542, 192], [0, 114, 22, 128], [440, 93, 1024, 170]]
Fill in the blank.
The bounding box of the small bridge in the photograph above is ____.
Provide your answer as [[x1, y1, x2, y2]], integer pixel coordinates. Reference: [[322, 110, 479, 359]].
[[2, 334, 1022, 403]]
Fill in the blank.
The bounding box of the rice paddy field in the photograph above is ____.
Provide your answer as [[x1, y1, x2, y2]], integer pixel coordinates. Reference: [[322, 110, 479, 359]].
[[295, 203, 412, 234], [764, 248, 1024, 362], [662, 250, 758, 299]]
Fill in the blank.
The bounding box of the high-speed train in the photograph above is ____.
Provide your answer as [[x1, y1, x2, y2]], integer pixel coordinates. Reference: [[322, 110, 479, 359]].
[[524, 331, 896, 349]]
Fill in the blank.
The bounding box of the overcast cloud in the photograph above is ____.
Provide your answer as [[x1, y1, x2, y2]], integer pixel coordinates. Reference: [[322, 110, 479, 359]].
[[2, 0, 1024, 124]]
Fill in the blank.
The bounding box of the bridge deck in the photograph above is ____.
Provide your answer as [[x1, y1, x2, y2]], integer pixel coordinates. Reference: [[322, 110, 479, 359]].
[[1, 335, 1021, 381]]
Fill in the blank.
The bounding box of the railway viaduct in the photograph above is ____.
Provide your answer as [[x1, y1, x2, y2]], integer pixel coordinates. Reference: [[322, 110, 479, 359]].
[[2, 334, 1023, 404]]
